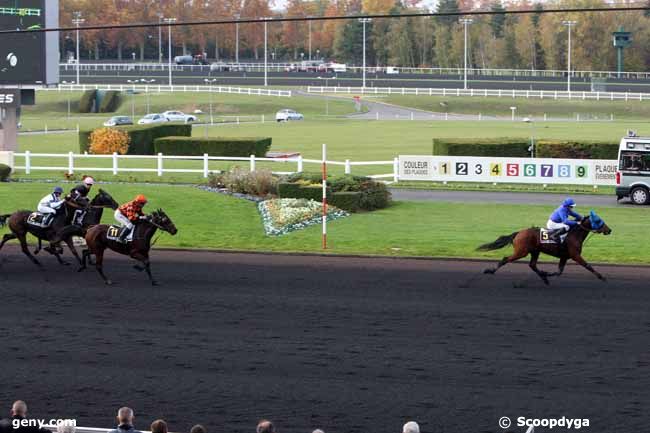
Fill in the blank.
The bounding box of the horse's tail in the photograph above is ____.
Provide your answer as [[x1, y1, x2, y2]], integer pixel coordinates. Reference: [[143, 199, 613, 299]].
[[0, 214, 10, 228], [476, 231, 519, 251]]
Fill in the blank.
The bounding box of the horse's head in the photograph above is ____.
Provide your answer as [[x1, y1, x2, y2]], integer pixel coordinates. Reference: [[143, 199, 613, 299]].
[[150, 209, 178, 236], [582, 211, 612, 235], [91, 189, 119, 210]]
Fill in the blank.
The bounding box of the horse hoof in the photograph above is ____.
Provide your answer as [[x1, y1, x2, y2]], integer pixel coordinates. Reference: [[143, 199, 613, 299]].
[[483, 269, 495, 274], [61, 261, 70, 266], [133, 265, 144, 272], [151, 281, 159, 286], [77, 267, 86, 272], [105, 280, 113, 286], [33, 250, 39, 255]]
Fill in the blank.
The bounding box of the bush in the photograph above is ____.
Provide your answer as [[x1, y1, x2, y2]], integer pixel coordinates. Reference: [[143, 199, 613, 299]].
[[432, 137, 618, 159], [222, 167, 278, 196], [154, 136, 272, 157], [330, 191, 362, 212], [98, 91, 121, 113], [285, 172, 324, 184], [78, 90, 96, 113], [278, 182, 326, 202], [89, 128, 130, 155], [79, 123, 192, 154], [0, 163, 11, 182], [358, 181, 391, 210]]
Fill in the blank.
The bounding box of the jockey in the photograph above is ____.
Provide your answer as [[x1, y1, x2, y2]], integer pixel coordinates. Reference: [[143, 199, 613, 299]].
[[37, 186, 65, 224], [114, 194, 148, 242], [547, 197, 583, 242], [68, 176, 95, 205]]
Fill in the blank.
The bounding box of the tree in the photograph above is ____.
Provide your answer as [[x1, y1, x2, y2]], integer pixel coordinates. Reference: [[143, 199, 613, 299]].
[[490, 1, 506, 38], [436, 0, 460, 27]]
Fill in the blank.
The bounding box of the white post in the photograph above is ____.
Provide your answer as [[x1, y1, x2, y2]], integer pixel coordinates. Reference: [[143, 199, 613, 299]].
[[68, 152, 74, 174], [264, 19, 268, 87], [562, 20, 576, 93], [112, 152, 118, 175], [322, 143, 327, 250], [345, 159, 351, 174], [297, 155, 303, 172], [203, 153, 209, 178], [393, 157, 399, 183], [460, 18, 473, 90], [25, 150, 31, 174], [157, 153, 163, 176], [262, 114, 265, 123], [250, 154, 256, 172], [410, 112, 414, 121]]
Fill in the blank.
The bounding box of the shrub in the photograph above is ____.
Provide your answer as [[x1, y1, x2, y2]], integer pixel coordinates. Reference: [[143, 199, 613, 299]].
[[78, 90, 96, 113], [330, 191, 362, 212], [358, 181, 391, 211], [154, 136, 272, 157], [79, 123, 192, 154], [222, 167, 278, 196], [0, 163, 11, 182], [89, 128, 130, 155], [98, 91, 121, 113], [207, 172, 225, 188], [285, 172, 323, 184], [536, 140, 618, 159]]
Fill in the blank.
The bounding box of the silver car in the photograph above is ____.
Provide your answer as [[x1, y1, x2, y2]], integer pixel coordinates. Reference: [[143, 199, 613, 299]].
[[137, 113, 168, 125]]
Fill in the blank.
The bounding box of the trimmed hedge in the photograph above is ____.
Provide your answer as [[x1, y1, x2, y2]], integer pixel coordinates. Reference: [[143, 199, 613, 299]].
[[330, 191, 362, 213], [0, 163, 11, 181], [153, 136, 272, 157], [98, 91, 121, 113], [278, 183, 328, 202], [78, 90, 97, 113], [432, 137, 618, 159], [79, 123, 192, 154]]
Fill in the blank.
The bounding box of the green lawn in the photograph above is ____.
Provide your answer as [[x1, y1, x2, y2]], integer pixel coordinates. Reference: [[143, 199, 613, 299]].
[[1, 182, 647, 264], [382, 94, 650, 120]]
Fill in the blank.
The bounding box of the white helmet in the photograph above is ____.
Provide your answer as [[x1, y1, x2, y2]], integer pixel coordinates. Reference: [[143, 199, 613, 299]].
[[84, 176, 95, 186]]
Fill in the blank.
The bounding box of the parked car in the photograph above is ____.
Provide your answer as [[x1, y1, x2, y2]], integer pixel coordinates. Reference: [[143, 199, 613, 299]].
[[210, 62, 231, 72], [276, 109, 304, 122], [137, 113, 168, 125], [174, 54, 209, 65], [162, 110, 197, 123], [104, 116, 133, 127]]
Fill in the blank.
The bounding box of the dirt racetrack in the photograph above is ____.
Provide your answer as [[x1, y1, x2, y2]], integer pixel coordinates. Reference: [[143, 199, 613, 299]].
[[1, 246, 648, 433]]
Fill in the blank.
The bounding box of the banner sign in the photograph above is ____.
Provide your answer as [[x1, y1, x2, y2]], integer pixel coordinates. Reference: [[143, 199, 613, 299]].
[[399, 156, 618, 186]]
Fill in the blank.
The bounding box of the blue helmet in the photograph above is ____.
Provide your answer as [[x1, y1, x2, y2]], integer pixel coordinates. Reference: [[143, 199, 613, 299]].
[[563, 197, 576, 207], [53, 186, 64, 194]]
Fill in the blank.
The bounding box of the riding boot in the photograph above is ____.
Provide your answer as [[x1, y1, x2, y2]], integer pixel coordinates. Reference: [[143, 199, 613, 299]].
[[118, 226, 130, 243]]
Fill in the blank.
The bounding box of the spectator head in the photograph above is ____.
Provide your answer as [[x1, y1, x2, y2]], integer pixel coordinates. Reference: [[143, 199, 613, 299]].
[[312, 430, 325, 433], [116, 407, 134, 426], [57, 423, 76, 433], [150, 420, 167, 433], [11, 401, 27, 417], [189, 425, 206, 433], [256, 419, 274, 433], [403, 421, 420, 433]]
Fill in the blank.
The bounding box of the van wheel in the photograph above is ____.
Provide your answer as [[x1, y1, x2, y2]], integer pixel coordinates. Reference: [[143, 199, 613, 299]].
[[630, 187, 649, 205]]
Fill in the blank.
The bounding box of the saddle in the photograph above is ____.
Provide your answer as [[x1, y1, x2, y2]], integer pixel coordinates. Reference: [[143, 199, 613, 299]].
[[107, 225, 133, 244], [27, 212, 54, 228], [540, 228, 565, 244]]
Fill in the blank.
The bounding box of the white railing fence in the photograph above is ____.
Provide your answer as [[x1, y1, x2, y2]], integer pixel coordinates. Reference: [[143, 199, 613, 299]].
[[13, 152, 398, 182], [47, 84, 291, 97], [308, 86, 650, 101]]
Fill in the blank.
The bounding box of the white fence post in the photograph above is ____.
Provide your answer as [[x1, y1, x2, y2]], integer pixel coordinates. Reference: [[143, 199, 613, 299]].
[[250, 154, 256, 172], [112, 152, 118, 175], [393, 157, 399, 183], [345, 159, 351, 174], [157, 153, 163, 176], [25, 150, 31, 174], [297, 155, 303, 172], [68, 152, 74, 174], [203, 153, 209, 178]]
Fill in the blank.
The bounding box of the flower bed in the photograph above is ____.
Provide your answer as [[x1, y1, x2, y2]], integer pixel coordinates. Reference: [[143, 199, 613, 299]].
[[258, 198, 349, 236]]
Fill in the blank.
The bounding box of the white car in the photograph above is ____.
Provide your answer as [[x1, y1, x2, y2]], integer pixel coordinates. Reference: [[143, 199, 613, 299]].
[[162, 110, 197, 123], [276, 109, 304, 122], [137, 113, 168, 125]]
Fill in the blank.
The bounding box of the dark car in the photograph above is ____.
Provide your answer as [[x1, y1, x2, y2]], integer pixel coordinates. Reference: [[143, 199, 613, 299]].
[[104, 116, 134, 126]]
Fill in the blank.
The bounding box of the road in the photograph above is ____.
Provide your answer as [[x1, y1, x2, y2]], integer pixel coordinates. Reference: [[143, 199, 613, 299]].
[[1, 247, 648, 433]]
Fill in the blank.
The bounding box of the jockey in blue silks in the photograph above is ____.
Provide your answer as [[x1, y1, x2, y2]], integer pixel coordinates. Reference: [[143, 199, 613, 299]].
[[547, 197, 583, 242]]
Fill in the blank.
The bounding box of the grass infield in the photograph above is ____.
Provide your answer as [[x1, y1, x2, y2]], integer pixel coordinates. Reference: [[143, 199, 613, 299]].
[[1, 183, 647, 264]]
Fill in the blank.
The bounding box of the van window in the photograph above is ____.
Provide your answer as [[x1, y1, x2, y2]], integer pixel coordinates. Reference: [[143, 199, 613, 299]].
[[620, 151, 650, 171]]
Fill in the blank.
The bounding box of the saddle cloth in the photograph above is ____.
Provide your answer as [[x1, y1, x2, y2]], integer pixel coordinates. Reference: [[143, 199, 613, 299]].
[[27, 212, 52, 228], [107, 225, 134, 243], [539, 228, 564, 244]]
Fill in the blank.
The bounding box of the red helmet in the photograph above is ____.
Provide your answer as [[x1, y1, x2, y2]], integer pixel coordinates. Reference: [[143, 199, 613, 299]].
[[135, 194, 147, 204]]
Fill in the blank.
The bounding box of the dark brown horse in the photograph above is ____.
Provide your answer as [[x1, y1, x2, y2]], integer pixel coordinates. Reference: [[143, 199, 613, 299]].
[[0, 189, 118, 266], [478, 211, 612, 285], [79, 209, 177, 285]]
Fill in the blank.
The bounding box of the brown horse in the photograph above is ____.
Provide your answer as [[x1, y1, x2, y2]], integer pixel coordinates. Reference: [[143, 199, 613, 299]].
[[478, 211, 612, 285], [0, 189, 118, 266], [79, 209, 177, 285]]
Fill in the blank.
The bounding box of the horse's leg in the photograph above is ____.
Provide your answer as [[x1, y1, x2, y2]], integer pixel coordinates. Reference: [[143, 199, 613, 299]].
[[78, 249, 89, 272], [18, 234, 41, 266], [528, 251, 550, 285], [484, 242, 529, 274], [94, 249, 112, 285], [572, 254, 606, 282], [0, 233, 16, 251], [131, 252, 157, 286], [547, 257, 568, 277], [34, 237, 42, 255], [63, 238, 82, 266]]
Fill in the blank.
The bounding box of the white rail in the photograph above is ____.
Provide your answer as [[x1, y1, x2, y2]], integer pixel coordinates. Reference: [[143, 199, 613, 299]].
[[45, 84, 291, 97], [308, 86, 650, 101]]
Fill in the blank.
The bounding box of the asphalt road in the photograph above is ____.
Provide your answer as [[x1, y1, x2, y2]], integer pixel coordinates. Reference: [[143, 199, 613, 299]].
[[1, 247, 648, 433]]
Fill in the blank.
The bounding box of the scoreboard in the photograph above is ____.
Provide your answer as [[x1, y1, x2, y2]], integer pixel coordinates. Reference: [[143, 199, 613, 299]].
[[0, 0, 58, 85]]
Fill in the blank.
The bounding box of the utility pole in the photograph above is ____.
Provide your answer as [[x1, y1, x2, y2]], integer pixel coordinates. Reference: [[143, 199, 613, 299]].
[[72, 12, 85, 84], [164, 17, 177, 86], [358, 18, 372, 88], [459, 18, 473, 90], [234, 13, 240, 64], [562, 20, 577, 93]]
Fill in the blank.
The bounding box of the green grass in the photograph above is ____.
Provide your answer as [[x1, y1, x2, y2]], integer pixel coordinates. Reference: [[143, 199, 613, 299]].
[[381, 94, 650, 120], [1, 182, 647, 264]]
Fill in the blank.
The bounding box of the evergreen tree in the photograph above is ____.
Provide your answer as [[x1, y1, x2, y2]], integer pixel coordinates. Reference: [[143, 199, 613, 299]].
[[436, 0, 460, 27], [490, 1, 506, 38]]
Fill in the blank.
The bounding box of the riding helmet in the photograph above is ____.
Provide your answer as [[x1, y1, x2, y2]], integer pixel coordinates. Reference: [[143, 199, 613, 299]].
[[53, 186, 64, 194], [135, 194, 148, 204], [563, 197, 576, 207]]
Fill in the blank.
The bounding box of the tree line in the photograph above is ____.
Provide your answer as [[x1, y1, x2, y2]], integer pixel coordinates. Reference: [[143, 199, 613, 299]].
[[60, 0, 650, 72]]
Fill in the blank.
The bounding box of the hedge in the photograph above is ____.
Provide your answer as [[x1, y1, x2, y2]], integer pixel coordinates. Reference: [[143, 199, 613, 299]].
[[78, 90, 97, 113], [153, 136, 272, 157], [79, 123, 192, 154], [278, 183, 328, 202], [98, 91, 121, 113], [0, 163, 11, 181], [330, 191, 362, 213], [432, 138, 618, 159]]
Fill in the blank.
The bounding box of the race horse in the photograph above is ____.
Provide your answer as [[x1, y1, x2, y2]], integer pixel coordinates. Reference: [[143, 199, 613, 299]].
[[477, 211, 612, 285], [0, 189, 118, 266], [79, 209, 177, 285]]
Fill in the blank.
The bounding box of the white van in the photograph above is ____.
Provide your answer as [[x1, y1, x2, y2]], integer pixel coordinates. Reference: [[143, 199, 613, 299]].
[[616, 133, 650, 204]]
